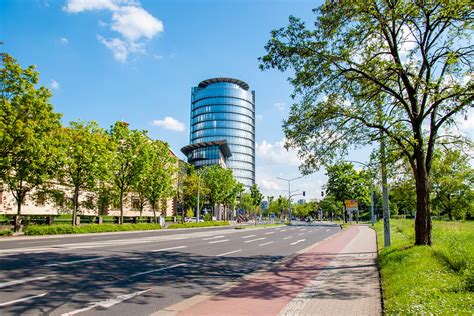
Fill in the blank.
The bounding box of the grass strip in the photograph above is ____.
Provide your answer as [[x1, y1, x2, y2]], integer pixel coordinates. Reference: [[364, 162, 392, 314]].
[[375, 219, 473, 315], [23, 223, 162, 235], [167, 221, 229, 229]]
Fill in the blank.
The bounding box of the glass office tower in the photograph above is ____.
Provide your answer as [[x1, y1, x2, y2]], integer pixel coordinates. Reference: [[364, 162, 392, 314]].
[[181, 78, 255, 187]]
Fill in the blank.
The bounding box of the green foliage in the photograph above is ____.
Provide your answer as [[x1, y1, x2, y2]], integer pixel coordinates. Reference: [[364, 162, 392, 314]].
[[167, 221, 229, 229], [185, 208, 194, 218], [0, 54, 62, 231], [23, 223, 162, 235], [266, 196, 289, 218], [376, 219, 474, 314], [0, 229, 13, 236], [260, 0, 473, 245], [182, 166, 210, 212], [202, 165, 235, 213]]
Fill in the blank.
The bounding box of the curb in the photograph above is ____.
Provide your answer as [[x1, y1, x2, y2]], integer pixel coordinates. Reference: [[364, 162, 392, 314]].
[[370, 224, 385, 315]]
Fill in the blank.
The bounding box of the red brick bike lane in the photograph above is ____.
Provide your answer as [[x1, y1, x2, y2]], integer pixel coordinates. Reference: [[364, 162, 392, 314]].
[[177, 225, 360, 316]]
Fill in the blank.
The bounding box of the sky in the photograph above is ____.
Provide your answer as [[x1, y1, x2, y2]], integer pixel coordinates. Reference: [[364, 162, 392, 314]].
[[2, 0, 472, 202]]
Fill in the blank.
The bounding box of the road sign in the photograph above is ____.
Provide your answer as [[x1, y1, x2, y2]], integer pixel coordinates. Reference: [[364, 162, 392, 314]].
[[344, 200, 359, 211]]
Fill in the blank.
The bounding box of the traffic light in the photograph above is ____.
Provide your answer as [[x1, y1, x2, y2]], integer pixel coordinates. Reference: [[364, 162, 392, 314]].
[[321, 191, 325, 197], [302, 191, 305, 196]]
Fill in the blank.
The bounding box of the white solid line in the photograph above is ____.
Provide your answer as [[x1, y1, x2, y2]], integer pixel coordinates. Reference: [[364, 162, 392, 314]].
[[0, 292, 48, 307], [61, 289, 152, 315], [215, 249, 242, 257], [241, 234, 256, 239], [208, 239, 229, 244], [290, 239, 306, 245], [0, 275, 54, 289], [45, 257, 106, 267], [244, 237, 266, 243], [152, 246, 187, 252], [283, 236, 293, 240], [131, 263, 186, 277], [259, 241, 274, 246], [202, 235, 225, 241], [264, 232, 274, 235]]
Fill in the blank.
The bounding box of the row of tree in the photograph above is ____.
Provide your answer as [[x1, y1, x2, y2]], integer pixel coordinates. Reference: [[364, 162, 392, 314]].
[[1, 53, 256, 231]]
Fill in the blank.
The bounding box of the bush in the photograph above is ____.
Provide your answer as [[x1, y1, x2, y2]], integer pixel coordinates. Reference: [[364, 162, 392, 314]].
[[23, 223, 162, 235], [0, 229, 13, 236], [167, 221, 229, 229]]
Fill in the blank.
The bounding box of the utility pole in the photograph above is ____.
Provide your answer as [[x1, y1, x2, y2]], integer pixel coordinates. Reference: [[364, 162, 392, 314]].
[[276, 176, 303, 223], [380, 132, 391, 246]]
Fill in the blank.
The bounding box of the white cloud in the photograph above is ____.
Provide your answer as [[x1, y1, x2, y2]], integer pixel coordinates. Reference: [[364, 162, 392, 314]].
[[111, 6, 163, 41], [50, 80, 60, 90], [59, 37, 69, 45], [259, 179, 280, 191], [63, 0, 118, 13], [256, 139, 301, 166], [64, 0, 163, 62], [274, 102, 285, 112], [152, 117, 185, 132]]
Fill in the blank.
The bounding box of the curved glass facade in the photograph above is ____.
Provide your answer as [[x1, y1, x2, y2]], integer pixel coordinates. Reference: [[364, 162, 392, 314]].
[[189, 78, 255, 187]]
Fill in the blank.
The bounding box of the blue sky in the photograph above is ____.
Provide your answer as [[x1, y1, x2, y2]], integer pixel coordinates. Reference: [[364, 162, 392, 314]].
[[4, 0, 470, 201]]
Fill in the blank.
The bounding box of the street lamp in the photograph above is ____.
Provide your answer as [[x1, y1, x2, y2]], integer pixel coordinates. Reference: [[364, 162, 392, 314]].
[[276, 176, 304, 223]]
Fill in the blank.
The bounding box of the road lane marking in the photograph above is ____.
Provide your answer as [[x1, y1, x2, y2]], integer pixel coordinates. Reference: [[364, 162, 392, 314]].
[[215, 249, 242, 257], [45, 257, 106, 267], [61, 289, 152, 315], [259, 241, 274, 246], [298, 233, 305, 236], [0, 275, 54, 289], [244, 237, 266, 243], [208, 239, 229, 244], [202, 235, 225, 241], [283, 236, 293, 240], [280, 229, 288, 232], [290, 239, 306, 245], [241, 235, 256, 239], [0, 293, 48, 307], [131, 264, 186, 277], [326, 229, 331, 232], [152, 246, 187, 252], [264, 232, 274, 235]]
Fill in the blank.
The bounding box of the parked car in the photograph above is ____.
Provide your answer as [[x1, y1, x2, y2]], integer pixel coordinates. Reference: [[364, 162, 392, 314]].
[[185, 217, 204, 223]]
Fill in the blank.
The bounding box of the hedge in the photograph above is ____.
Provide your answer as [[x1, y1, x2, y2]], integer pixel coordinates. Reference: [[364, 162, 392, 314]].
[[167, 221, 229, 229], [24, 223, 162, 235]]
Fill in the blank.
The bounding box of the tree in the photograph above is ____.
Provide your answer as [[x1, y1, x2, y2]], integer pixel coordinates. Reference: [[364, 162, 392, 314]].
[[140, 140, 177, 223], [0, 54, 62, 231], [182, 167, 209, 215], [260, 1, 473, 245], [59, 121, 110, 225], [325, 162, 371, 222], [267, 196, 289, 219], [202, 165, 233, 220], [108, 121, 147, 224], [430, 149, 473, 220], [319, 194, 342, 219], [222, 180, 244, 221], [250, 183, 264, 225]]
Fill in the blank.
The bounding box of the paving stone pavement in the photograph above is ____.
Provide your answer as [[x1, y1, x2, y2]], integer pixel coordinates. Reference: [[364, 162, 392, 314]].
[[279, 225, 381, 316]]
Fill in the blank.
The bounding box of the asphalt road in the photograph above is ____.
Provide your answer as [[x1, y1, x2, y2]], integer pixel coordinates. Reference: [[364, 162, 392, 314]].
[[0, 222, 341, 315]]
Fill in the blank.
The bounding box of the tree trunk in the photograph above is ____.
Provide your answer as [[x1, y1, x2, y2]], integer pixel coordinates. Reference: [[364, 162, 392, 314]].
[[119, 190, 124, 225], [15, 200, 22, 233], [414, 165, 432, 246], [152, 201, 157, 224], [72, 186, 80, 226]]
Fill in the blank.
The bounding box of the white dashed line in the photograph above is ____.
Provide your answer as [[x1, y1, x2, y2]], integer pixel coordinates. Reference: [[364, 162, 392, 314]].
[[45, 257, 106, 267], [298, 233, 305, 236], [283, 236, 293, 240], [290, 239, 306, 245], [0, 293, 48, 307], [131, 264, 186, 277], [202, 235, 225, 241], [152, 246, 187, 252], [208, 239, 229, 244], [264, 231, 274, 235], [259, 241, 274, 246], [215, 249, 242, 257], [244, 237, 266, 243], [241, 235, 256, 239], [326, 229, 331, 232], [0, 275, 54, 289]]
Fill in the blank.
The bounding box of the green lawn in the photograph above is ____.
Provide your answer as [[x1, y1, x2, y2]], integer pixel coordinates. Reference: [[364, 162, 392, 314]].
[[375, 219, 473, 315]]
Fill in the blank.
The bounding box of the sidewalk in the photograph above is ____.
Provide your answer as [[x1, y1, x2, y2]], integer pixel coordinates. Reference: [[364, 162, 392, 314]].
[[156, 225, 381, 316]]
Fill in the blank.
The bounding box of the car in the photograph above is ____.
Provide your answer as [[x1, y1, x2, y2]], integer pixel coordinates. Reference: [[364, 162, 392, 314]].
[[185, 217, 204, 223]]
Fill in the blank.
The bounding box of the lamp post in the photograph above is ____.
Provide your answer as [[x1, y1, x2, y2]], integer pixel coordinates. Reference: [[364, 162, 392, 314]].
[[276, 176, 303, 223]]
